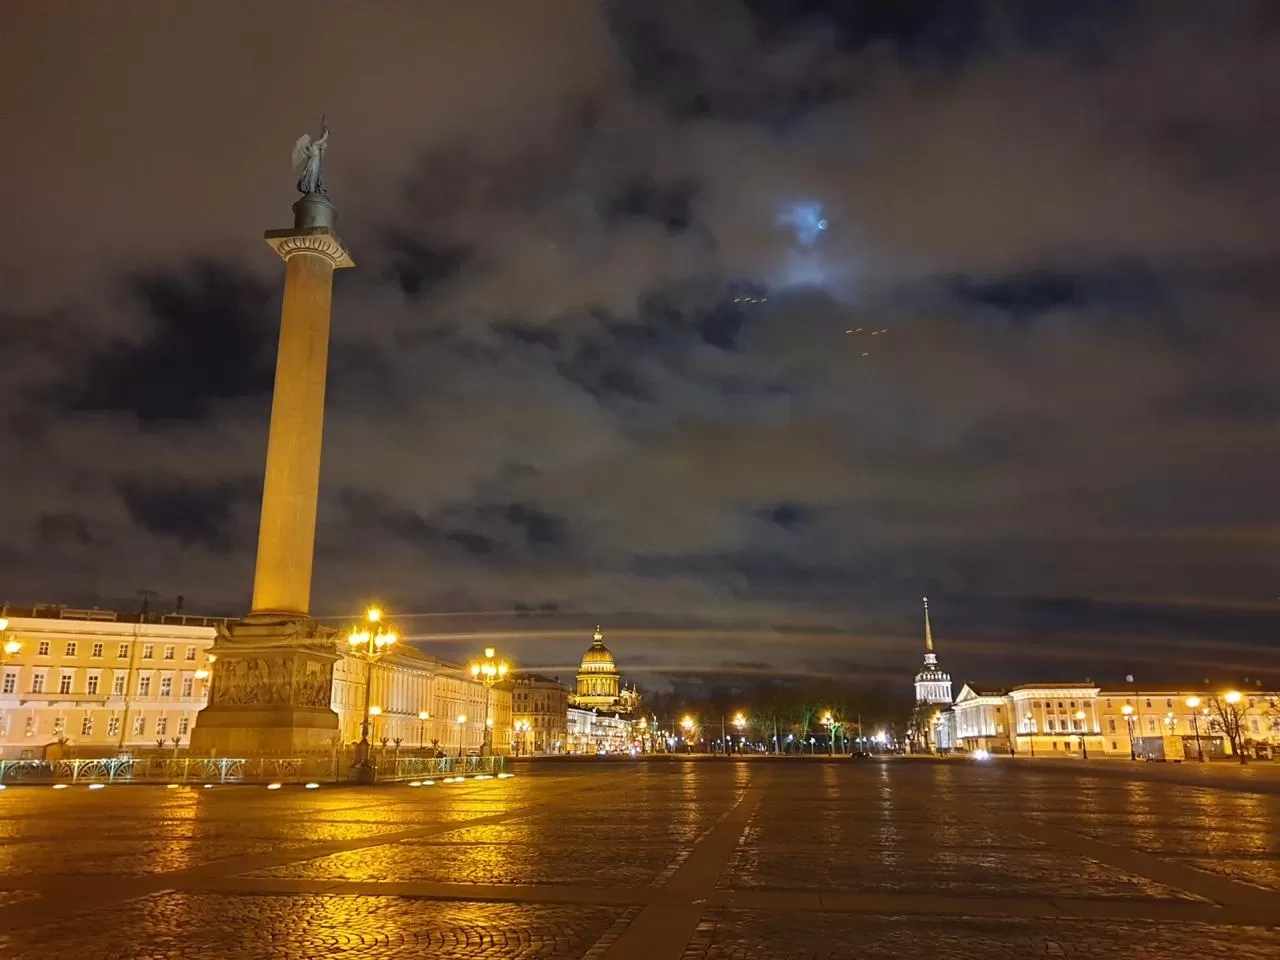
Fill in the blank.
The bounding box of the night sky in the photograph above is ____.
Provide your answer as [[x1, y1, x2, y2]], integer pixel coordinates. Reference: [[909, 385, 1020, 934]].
[[4, 2, 1280, 689]]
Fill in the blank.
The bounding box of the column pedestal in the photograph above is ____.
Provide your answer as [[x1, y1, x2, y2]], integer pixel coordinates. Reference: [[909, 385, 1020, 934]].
[[189, 616, 340, 756]]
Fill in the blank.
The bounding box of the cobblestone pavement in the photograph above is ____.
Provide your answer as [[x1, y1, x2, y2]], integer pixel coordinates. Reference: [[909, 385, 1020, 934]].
[[0, 759, 1276, 959]]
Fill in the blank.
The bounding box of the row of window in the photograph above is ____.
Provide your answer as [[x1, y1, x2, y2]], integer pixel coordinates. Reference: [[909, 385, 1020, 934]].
[[27, 641, 200, 661], [3, 713, 192, 740], [1030, 697, 1205, 710], [2, 669, 200, 698]]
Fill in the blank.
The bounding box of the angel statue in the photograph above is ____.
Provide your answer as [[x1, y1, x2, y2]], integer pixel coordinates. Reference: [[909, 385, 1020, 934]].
[[292, 117, 330, 196]]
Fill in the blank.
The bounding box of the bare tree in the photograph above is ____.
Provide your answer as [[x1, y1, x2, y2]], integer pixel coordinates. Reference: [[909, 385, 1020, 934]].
[[1207, 693, 1249, 764]]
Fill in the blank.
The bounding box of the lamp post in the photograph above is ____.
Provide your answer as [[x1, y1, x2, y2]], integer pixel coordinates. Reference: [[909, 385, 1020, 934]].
[[417, 710, 429, 750], [467, 647, 510, 756], [1074, 710, 1088, 759], [1025, 712, 1036, 757], [513, 719, 530, 756], [681, 715, 695, 753], [821, 712, 835, 756], [1122, 704, 1136, 760], [732, 712, 746, 755], [347, 606, 396, 775], [456, 713, 467, 758]]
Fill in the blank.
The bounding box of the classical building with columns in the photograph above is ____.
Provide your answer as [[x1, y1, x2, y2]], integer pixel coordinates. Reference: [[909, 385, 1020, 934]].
[[330, 645, 511, 756]]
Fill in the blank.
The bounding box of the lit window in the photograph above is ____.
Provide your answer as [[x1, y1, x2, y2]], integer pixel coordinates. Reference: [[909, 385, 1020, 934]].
[[91, 642, 103, 658], [2, 672, 16, 695], [159, 676, 172, 698], [156, 716, 168, 736], [32, 673, 45, 694], [163, 645, 175, 661], [65, 642, 78, 657], [107, 716, 120, 737], [138, 676, 151, 696], [178, 716, 190, 735], [132, 715, 145, 736], [81, 715, 93, 737], [117, 643, 129, 659], [38, 641, 50, 656], [52, 716, 64, 736], [181, 677, 193, 697], [86, 673, 100, 695], [59, 672, 73, 694], [112, 674, 125, 696]]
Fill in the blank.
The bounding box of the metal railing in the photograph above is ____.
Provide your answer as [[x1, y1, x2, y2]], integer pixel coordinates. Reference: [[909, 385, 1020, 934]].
[[373, 754, 505, 781], [0, 755, 336, 785], [0, 753, 506, 785]]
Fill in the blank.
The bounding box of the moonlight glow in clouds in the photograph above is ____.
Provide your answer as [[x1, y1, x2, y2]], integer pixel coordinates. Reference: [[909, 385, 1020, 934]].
[[777, 201, 828, 247]]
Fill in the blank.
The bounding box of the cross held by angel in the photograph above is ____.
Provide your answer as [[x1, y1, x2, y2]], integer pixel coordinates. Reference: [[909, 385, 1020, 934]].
[[292, 117, 329, 196]]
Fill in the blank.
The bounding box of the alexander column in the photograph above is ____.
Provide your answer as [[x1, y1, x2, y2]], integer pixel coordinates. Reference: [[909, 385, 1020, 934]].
[[191, 120, 353, 755]]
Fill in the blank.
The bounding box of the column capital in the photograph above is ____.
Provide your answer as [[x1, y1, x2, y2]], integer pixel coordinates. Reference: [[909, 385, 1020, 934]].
[[264, 226, 354, 268]]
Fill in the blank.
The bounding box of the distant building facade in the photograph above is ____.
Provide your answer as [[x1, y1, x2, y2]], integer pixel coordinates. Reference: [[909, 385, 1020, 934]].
[[511, 673, 569, 755], [0, 606, 220, 759], [567, 707, 633, 754], [953, 682, 1280, 759], [0, 605, 512, 759]]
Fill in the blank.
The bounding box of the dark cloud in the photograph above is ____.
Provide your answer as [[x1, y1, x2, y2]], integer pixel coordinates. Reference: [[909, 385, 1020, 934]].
[[2, 2, 1280, 687], [118, 474, 258, 553], [68, 261, 274, 423]]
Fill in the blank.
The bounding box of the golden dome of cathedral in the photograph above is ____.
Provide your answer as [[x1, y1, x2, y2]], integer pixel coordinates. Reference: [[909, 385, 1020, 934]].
[[579, 625, 617, 672]]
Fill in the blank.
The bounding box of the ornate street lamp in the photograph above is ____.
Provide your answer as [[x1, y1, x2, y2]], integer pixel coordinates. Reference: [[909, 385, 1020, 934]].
[[456, 713, 467, 758], [1074, 710, 1089, 759], [467, 646, 510, 756], [348, 606, 396, 775], [417, 710, 430, 750]]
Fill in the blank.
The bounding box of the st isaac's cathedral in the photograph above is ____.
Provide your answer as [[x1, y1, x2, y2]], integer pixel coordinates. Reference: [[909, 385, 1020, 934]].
[[571, 625, 641, 714]]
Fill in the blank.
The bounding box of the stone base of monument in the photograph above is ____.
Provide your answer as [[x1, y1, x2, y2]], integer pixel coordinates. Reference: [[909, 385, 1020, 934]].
[[189, 615, 340, 756]]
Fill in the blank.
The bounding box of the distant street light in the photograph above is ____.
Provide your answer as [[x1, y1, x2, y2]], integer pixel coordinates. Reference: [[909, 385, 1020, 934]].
[[1121, 704, 1136, 760], [1185, 696, 1205, 761], [1074, 710, 1089, 759]]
